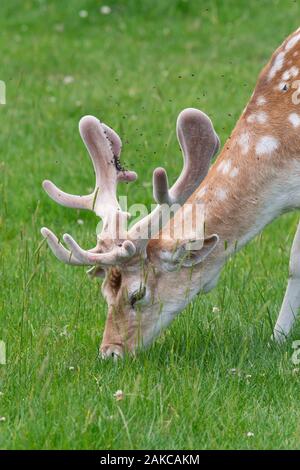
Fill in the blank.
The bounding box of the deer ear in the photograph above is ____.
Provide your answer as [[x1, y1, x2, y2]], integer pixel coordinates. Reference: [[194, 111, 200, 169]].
[[158, 234, 219, 271]]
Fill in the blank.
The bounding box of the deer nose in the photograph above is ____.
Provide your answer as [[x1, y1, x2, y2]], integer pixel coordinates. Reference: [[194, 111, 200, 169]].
[[100, 344, 124, 361]]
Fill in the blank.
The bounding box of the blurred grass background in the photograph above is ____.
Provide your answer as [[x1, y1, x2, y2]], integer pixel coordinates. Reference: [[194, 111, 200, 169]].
[[1, 0, 300, 449]]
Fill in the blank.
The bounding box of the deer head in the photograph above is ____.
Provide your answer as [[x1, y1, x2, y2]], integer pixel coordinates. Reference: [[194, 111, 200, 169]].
[[41, 109, 220, 358]]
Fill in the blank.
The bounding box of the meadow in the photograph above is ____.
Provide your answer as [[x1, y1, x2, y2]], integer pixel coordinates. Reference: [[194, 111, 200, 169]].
[[1, 0, 300, 449]]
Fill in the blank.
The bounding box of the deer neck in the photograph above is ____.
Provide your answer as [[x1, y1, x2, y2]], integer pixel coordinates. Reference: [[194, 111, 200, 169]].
[[198, 118, 300, 267], [157, 27, 300, 293], [197, 27, 300, 265]]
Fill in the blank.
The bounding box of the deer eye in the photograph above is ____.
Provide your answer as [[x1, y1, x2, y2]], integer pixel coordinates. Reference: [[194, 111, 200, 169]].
[[129, 286, 146, 308]]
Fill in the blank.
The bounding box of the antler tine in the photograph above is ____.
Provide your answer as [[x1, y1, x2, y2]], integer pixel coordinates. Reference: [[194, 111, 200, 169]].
[[173, 108, 219, 203], [63, 234, 136, 265], [129, 108, 219, 245], [78, 115, 121, 218], [153, 167, 171, 205], [41, 227, 86, 265], [43, 116, 137, 217], [152, 108, 219, 206], [101, 123, 137, 183], [101, 123, 122, 157], [42, 180, 93, 210]]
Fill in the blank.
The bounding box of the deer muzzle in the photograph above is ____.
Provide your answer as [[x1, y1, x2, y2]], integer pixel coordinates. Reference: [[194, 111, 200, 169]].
[[100, 343, 124, 360]]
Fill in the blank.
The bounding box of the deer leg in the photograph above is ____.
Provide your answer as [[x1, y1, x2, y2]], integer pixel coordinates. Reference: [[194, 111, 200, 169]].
[[273, 221, 300, 342]]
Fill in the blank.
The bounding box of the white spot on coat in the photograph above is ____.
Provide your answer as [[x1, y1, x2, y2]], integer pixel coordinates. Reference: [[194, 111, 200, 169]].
[[257, 96, 266, 106], [256, 136, 279, 156], [286, 33, 300, 51], [249, 111, 268, 124], [268, 51, 285, 80], [218, 160, 231, 175], [282, 66, 299, 81], [247, 112, 268, 124], [289, 66, 298, 77], [257, 111, 268, 123], [238, 132, 250, 154], [216, 188, 227, 201], [217, 161, 225, 172], [230, 167, 239, 178], [288, 112, 300, 127]]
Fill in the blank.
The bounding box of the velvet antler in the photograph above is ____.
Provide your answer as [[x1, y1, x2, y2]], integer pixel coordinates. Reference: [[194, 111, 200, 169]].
[[42, 109, 219, 267]]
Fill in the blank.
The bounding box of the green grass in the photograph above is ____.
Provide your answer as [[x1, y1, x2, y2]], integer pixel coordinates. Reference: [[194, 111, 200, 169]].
[[1, 0, 300, 450]]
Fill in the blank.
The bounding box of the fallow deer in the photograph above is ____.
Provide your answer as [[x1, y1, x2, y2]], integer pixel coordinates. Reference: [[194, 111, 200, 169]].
[[42, 27, 300, 358]]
